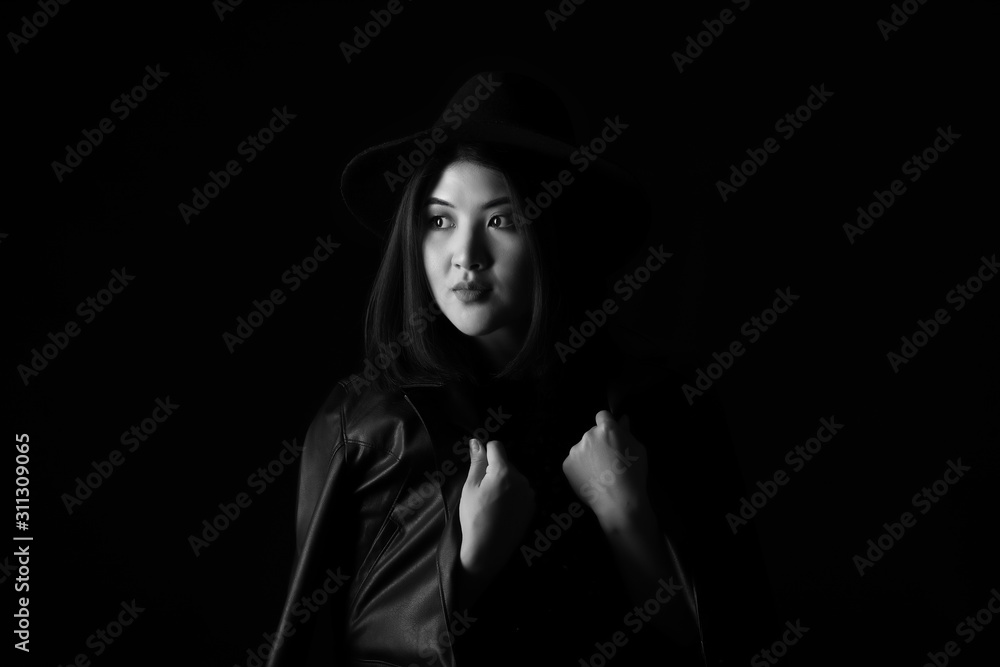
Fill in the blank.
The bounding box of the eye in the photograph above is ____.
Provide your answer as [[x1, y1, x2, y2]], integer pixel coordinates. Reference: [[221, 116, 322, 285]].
[[488, 214, 514, 229], [428, 215, 452, 229]]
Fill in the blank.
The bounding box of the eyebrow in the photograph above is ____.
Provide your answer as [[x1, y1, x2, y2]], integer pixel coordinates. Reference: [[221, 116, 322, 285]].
[[424, 196, 510, 210]]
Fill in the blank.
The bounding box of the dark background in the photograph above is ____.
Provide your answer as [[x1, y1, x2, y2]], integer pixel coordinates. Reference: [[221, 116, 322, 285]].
[[6, 1, 997, 665]]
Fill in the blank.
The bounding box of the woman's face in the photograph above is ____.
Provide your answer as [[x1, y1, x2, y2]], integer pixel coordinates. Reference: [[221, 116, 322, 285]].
[[421, 160, 532, 356]]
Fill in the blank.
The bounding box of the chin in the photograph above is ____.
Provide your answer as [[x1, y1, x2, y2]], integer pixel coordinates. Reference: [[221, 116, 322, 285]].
[[450, 317, 500, 338], [437, 298, 491, 333]]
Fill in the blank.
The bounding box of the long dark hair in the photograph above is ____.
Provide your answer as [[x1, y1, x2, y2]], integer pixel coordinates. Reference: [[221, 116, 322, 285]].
[[361, 142, 563, 393]]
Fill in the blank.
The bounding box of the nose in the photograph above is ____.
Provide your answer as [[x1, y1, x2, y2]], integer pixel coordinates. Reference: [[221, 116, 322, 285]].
[[450, 218, 490, 271]]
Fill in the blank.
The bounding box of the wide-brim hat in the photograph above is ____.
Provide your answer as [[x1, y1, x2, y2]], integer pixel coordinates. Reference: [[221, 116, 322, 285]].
[[339, 70, 651, 276]]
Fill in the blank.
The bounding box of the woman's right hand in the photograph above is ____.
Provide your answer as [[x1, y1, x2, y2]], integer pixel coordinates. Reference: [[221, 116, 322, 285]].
[[458, 439, 535, 588]]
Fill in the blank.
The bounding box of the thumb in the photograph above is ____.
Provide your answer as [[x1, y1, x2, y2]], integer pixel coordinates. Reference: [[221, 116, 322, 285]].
[[595, 409, 615, 427], [465, 438, 487, 487]]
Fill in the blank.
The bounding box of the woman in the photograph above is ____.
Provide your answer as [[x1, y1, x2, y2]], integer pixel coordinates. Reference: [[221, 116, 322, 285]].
[[266, 70, 708, 666]]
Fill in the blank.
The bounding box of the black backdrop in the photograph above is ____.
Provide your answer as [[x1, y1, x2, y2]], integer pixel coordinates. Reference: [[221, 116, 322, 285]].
[[7, 1, 998, 666]]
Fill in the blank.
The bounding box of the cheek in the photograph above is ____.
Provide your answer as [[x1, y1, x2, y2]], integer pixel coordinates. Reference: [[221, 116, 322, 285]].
[[422, 241, 444, 291], [498, 243, 532, 301]]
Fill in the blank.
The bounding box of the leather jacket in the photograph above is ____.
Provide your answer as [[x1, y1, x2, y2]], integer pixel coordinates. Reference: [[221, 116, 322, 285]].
[[265, 375, 507, 667], [265, 360, 773, 666]]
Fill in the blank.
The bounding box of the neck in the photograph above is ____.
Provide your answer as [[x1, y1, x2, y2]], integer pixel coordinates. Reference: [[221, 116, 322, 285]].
[[471, 321, 528, 374]]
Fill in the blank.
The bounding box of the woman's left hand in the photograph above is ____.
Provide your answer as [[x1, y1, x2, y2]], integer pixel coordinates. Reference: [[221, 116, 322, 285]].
[[562, 410, 650, 526]]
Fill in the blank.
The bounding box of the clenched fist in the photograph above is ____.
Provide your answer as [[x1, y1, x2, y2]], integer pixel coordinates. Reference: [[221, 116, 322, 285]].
[[458, 439, 536, 580], [562, 411, 649, 525]]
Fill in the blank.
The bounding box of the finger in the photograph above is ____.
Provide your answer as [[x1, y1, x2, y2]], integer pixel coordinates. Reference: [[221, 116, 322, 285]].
[[485, 440, 509, 472], [619, 414, 631, 432], [596, 410, 615, 426], [465, 438, 487, 487]]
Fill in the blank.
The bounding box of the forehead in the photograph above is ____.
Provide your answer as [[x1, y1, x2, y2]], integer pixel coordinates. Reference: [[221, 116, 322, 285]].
[[427, 161, 508, 203]]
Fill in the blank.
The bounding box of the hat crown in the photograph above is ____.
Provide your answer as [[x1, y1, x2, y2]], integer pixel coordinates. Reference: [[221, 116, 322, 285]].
[[435, 72, 578, 146], [339, 68, 650, 270]]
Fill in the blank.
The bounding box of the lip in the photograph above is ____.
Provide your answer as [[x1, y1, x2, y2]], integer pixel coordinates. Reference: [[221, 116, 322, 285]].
[[452, 281, 490, 291], [452, 288, 491, 303]]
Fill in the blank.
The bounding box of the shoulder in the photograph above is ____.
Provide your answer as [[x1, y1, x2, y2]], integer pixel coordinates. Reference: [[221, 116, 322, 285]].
[[294, 375, 436, 547], [303, 375, 436, 465]]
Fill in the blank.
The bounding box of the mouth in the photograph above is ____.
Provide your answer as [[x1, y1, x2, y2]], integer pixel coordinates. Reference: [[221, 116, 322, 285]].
[[451, 281, 492, 303]]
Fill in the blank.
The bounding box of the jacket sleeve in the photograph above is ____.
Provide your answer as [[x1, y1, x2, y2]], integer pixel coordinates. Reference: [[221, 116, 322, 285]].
[[608, 382, 708, 667], [296, 382, 349, 558], [268, 381, 355, 667], [611, 366, 781, 666]]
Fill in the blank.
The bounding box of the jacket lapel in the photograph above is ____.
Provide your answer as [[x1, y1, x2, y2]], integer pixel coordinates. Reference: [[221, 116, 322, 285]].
[[401, 382, 482, 659]]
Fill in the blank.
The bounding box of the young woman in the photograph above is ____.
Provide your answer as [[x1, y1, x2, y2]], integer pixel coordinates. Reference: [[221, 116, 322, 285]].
[[266, 71, 708, 667]]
